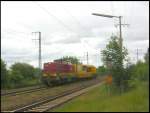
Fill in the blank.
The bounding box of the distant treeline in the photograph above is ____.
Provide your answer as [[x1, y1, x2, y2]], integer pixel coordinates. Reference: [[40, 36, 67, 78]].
[[1, 50, 149, 90], [1, 56, 81, 89], [1, 60, 41, 89], [97, 59, 149, 82]]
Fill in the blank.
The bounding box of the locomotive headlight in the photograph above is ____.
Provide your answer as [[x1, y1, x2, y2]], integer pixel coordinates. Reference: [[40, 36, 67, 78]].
[[52, 73, 57, 76]]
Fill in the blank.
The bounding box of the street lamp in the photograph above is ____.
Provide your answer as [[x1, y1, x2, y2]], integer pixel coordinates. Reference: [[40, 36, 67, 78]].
[[92, 13, 122, 51], [92, 13, 124, 67], [92, 13, 119, 18]]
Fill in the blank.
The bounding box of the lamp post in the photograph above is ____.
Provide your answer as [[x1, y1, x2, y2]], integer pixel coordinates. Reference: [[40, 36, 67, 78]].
[[92, 13, 123, 52], [32, 31, 42, 81], [92, 13, 130, 67]]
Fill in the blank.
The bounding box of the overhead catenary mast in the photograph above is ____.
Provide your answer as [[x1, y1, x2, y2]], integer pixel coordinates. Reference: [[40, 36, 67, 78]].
[[92, 13, 129, 66], [136, 48, 139, 62], [87, 52, 89, 65], [32, 31, 42, 79]]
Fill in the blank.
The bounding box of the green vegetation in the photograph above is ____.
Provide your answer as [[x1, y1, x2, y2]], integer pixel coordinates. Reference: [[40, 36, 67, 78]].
[[127, 48, 149, 89], [55, 56, 81, 64], [130, 61, 149, 81], [1, 56, 81, 89], [53, 37, 149, 112], [96, 65, 108, 76], [1, 59, 9, 88], [101, 35, 133, 92], [144, 48, 149, 64], [54, 82, 149, 112], [1, 59, 40, 89]]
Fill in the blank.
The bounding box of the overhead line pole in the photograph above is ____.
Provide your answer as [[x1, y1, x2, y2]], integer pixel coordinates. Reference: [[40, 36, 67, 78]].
[[39, 32, 42, 70], [119, 16, 122, 54], [136, 48, 139, 62], [32, 31, 42, 80], [92, 13, 129, 66], [87, 52, 89, 65], [92, 13, 129, 93]]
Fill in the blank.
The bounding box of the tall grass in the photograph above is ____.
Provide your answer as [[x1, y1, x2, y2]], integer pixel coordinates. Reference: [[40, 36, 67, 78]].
[[54, 82, 149, 112]]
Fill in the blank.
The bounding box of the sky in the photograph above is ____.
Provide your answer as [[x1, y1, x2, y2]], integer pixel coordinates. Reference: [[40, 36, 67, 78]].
[[1, 1, 149, 68]]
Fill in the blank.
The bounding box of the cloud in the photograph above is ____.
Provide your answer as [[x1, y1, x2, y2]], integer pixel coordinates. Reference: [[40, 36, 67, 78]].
[[55, 37, 81, 44], [1, 1, 149, 68]]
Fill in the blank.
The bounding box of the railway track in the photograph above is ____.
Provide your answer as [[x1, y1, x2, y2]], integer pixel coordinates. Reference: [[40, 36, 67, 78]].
[[1, 86, 47, 96], [8, 79, 104, 112]]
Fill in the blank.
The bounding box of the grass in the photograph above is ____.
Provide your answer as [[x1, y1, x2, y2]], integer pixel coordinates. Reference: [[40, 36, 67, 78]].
[[53, 82, 149, 112]]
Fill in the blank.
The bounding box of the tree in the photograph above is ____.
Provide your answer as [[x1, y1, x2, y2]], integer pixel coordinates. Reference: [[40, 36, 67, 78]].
[[9, 70, 24, 87], [1, 59, 8, 88], [131, 49, 149, 81], [101, 35, 129, 93], [136, 61, 149, 81], [55, 56, 81, 64], [144, 48, 149, 64], [10, 63, 35, 80], [97, 65, 108, 75], [9, 63, 36, 87], [34, 68, 42, 77]]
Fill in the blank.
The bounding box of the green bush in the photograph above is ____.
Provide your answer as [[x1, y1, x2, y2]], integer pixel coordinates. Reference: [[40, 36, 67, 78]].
[[1, 60, 41, 89], [96, 66, 108, 76], [126, 60, 149, 90], [1, 59, 9, 88], [131, 61, 149, 81], [101, 36, 129, 93]]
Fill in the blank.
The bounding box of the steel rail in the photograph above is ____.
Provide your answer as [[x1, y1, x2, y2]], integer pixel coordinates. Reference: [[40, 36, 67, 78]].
[[11, 79, 103, 112]]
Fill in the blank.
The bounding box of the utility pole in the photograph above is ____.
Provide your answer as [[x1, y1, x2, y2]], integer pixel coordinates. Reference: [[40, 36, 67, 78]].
[[92, 13, 129, 93], [32, 32, 42, 79], [87, 52, 88, 65], [136, 48, 139, 62], [119, 16, 122, 52], [116, 18, 129, 68], [92, 13, 129, 66]]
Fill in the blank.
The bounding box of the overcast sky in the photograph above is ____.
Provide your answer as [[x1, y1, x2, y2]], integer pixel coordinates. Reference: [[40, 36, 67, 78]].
[[1, 1, 149, 68]]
